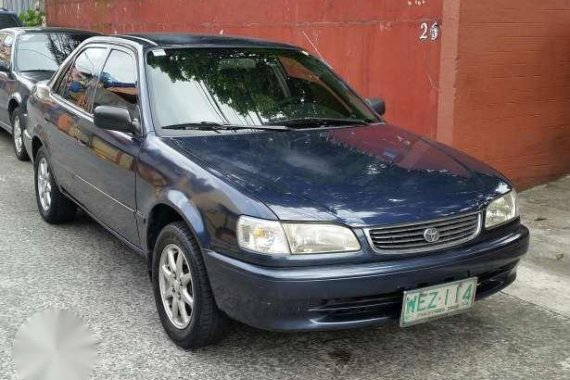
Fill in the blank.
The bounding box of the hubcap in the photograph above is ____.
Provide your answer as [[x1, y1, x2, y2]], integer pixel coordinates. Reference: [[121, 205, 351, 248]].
[[37, 158, 52, 211], [13, 116, 22, 154], [158, 244, 194, 329]]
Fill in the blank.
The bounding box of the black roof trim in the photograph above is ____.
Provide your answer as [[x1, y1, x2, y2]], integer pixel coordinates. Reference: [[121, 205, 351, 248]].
[[123, 32, 300, 50], [115, 34, 159, 46]]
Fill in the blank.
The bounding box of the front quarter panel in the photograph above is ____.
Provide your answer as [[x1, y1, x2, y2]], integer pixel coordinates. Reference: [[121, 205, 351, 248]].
[[24, 85, 49, 162], [9, 90, 22, 108], [13, 75, 33, 115], [136, 134, 277, 254]]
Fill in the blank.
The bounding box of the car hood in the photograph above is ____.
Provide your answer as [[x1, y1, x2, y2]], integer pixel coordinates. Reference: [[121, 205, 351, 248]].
[[169, 124, 511, 226], [19, 71, 55, 84], [16, 71, 55, 91]]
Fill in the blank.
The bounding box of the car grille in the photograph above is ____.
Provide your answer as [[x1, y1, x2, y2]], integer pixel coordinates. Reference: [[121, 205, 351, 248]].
[[366, 212, 482, 254], [307, 293, 402, 323]]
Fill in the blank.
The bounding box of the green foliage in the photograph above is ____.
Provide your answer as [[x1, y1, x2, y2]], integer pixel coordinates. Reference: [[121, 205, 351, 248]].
[[19, 9, 45, 27], [148, 49, 329, 120], [149, 50, 274, 118], [147, 48, 373, 125]]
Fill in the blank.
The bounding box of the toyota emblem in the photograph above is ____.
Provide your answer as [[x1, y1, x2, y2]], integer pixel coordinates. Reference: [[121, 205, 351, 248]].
[[423, 227, 440, 243]]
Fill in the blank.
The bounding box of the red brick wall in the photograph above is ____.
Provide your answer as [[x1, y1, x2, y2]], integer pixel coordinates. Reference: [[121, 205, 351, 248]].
[[46, 0, 443, 137], [46, 0, 570, 188], [449, 0, 570, 189]]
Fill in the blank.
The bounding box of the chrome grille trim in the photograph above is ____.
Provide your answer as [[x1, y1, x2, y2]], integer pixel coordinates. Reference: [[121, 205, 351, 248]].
[[365, 212, 482, 254]]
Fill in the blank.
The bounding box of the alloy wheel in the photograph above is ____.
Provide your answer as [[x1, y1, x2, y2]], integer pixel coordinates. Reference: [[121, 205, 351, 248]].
[[37, 157, 52, 211], [13, 116, 23, 154], [158, 244, 195, 329]]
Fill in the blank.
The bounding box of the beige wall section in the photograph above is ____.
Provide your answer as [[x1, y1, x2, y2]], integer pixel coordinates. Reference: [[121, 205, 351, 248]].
[[436, 0, 461, 145]]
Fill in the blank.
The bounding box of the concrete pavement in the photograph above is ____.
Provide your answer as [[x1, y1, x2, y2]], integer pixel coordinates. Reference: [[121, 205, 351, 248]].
[[0, 130, 568, 380], [504, 176, 570, 318]]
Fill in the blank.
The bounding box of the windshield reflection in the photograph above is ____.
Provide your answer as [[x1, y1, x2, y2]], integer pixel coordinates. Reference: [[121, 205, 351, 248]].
[[146, 48, 378, 130], [16, 32, 95, 72]]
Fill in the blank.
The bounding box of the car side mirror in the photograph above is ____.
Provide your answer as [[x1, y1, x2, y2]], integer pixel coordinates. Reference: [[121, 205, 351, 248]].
[[94, 105, 135, 133], [34, 81, 51, 100], [366, 98, 386, 116]]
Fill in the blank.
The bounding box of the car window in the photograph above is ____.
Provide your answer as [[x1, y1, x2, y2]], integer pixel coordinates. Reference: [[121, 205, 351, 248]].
[[16, 32, 96, 72], [0, 33, 14, 69], [0, 13, 21, 29], [93, 49, 139, 118], [57, 47, 107, 112]]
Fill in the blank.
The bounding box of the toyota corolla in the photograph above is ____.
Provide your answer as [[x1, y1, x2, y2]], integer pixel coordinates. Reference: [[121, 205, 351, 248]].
[[24, 33, 529, 348]]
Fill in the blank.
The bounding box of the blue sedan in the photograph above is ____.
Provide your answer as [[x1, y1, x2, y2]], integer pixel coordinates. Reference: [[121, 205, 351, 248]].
[[24, 33, 528, 348]]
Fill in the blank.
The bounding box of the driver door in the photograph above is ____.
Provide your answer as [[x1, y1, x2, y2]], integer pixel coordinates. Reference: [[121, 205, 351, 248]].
[[71, 48, 142, 245]]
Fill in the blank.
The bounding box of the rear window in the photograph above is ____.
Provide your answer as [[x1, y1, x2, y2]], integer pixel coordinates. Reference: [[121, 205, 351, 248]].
[[0, 13, 22, 29]]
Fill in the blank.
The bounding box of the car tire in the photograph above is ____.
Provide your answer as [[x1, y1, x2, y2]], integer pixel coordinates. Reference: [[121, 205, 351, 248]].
[[152, 221, 229, 349], [34, 147, 77, 224], [11, 107, 29, 161]]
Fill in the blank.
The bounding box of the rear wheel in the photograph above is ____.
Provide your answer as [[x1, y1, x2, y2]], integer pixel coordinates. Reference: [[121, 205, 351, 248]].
[[152, 222, 229, 349], [11, 107, 29, 161], [34, 147, 77, 224]]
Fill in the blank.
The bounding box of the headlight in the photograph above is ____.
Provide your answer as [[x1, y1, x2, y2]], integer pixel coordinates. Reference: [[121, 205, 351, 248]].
[[485, 190, 519, 229], [237, 216, 290, 254], [282, 223, 361, 254], [237, 216, 361, 255]]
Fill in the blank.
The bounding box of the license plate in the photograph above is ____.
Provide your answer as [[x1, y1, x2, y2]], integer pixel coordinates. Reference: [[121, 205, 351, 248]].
[[400, 277, 477, 327]]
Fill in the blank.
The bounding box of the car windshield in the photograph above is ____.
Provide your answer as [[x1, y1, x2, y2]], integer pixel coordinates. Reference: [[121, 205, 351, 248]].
[[16, 32, 93, 72], [146, 47, 379, 130]]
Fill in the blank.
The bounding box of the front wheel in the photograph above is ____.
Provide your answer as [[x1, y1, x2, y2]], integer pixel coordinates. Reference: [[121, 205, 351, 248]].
[[152, 222, 229, 349], [11, 107, 29, 161]]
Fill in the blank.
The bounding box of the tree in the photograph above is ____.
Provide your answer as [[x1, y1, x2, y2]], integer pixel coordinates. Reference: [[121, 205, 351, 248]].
[[19, 9, 45, 27]]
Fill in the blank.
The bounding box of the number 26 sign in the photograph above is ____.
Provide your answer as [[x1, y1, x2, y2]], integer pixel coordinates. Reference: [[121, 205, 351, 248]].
[[419, 22, 440, 42]]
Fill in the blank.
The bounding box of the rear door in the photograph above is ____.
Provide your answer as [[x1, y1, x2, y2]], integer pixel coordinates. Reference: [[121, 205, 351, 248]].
[[46, 46, 108, 193]]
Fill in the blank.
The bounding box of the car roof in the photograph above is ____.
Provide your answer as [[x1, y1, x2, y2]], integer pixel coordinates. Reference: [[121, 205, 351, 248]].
[[0, 8, 17, 14], [2, 27, 101, 35], [94, 32, 301, 51]]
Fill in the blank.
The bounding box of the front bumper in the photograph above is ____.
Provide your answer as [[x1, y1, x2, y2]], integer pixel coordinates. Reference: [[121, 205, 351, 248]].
[[204, 225, 529, 331]]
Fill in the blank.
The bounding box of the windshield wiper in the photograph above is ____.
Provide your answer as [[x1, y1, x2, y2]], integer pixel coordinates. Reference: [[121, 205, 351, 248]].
[[266, 117, 370, 128], [162, 121, 290, 132]]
